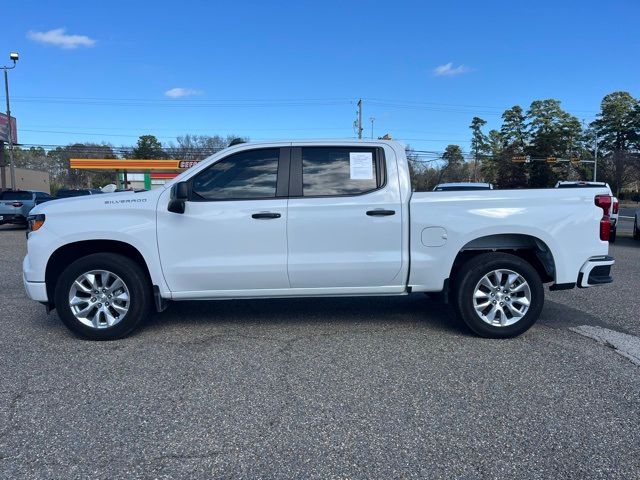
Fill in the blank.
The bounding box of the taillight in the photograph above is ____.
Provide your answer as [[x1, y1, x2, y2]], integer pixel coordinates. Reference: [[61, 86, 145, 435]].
[[594, 195, 611, 215], [12, 201, 23, 207], [599, 217, 611, 242], [612, 199, 619, 215], [595, 194, 612, 241]]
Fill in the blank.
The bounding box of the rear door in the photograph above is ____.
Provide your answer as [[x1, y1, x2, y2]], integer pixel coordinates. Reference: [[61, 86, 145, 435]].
[[286, 145, 404, 289]]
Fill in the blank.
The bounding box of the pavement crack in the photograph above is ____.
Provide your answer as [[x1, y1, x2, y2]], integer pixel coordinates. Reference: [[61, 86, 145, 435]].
[[570, 325, 640, 367]]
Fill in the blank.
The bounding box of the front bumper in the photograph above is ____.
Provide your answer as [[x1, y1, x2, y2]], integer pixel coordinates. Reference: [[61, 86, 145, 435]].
[[577, 255, 614, 288], [23, 274, 49, 302]]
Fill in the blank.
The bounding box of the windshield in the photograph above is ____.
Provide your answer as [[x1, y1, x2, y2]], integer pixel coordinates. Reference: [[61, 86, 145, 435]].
[[0, 191, 32, 200]]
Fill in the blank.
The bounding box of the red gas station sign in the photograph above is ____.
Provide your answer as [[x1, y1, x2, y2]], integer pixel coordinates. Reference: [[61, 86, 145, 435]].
[[0, 113, 17, 143]]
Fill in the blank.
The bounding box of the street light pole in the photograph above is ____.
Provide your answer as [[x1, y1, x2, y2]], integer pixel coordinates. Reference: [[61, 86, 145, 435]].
[[2, 52, 18, 190]]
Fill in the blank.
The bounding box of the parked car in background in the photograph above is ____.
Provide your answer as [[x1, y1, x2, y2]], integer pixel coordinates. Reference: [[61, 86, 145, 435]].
[[555, 181, 618, 242], [0, 191, 53, 227], [24, 140, 614, 340], [433, 182, 493, 191], [55, 189, 103, 199]]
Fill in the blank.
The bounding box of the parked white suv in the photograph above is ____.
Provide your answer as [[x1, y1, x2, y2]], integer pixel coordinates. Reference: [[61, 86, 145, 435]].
[[24, 140, 614, 340]]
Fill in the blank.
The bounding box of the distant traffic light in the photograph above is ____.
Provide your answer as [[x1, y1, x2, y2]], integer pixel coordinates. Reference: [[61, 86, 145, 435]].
[[571, 157, 581, 165]]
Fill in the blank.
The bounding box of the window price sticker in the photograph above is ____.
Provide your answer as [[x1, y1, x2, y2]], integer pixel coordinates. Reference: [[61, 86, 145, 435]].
[[349, 152, 373, 180]]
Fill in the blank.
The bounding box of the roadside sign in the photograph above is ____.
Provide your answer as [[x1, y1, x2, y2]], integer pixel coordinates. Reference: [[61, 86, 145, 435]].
[[0, 113, 17, 143], [546, 156, 557, 163], [178, 160, 200, 169], [512, 155, 528, 163]]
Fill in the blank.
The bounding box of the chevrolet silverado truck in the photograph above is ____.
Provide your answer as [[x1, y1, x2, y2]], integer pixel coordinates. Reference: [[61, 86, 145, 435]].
[[23, 140, 615, 340]]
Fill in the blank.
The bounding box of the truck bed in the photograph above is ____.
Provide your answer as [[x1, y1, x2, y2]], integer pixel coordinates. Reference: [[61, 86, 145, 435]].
[[408, 188, 610, 291]]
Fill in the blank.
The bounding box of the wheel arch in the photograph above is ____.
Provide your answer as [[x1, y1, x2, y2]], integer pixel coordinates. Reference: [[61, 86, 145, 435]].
[[450, 233, 556, 286], [45, 240, 153, 306]]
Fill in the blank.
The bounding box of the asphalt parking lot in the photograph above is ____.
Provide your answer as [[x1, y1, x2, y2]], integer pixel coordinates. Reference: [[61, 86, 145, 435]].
[[1, 226, 639, 479]]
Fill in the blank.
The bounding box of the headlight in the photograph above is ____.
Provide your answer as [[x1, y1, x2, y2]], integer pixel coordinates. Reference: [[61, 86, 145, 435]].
[[27, 214, 46, 232]]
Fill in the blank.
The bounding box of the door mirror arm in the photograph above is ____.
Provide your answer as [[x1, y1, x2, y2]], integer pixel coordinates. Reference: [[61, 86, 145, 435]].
[[168, 181, 189, 214]]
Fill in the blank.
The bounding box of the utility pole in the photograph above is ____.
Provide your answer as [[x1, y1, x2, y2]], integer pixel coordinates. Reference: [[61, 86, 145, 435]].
[[593, 131, 598, 182], [370, 117, 375, 139], [356, 99, 363, 139], [2, 52, 18, 191], [0, 142, 6, 191]]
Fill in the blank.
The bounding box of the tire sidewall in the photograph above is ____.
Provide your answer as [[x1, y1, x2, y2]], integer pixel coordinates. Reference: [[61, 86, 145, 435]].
[[455, 254, 544, 338], [54, 253, 150, 340]]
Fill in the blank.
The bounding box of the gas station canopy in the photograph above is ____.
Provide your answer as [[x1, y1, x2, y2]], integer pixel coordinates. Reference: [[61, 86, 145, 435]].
[[70, 159, 197, 171]]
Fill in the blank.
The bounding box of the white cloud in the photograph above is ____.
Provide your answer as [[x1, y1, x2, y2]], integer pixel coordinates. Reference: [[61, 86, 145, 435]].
[[164, 88, 202, 98], [433, 62, 471, 77], [27, 28, 96, 49]]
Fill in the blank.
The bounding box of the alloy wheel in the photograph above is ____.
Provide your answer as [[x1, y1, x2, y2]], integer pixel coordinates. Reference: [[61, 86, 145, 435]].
[[472, 269, 531, 327], [68, 270, 130, 329]]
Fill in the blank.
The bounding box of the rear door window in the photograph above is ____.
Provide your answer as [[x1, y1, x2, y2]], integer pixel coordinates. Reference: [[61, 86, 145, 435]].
[[301, 147, 382, 197]]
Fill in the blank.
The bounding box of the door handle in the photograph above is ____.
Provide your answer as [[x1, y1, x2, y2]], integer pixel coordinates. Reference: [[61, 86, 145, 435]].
[[251, 212, 281, 219], [366, 209, 395, 217]]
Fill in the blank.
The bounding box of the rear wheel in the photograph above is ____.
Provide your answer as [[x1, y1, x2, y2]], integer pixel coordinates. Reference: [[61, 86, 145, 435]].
[[453, 253, 544, 338], [634, 216, 640, 240], [54, 253, 151, 340]]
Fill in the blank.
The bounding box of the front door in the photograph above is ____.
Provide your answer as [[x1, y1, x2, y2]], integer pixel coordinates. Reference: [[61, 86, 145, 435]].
[[157, 147, 290, 294]]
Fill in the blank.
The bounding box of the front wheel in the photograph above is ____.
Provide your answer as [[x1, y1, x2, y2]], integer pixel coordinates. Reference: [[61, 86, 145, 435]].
[[54, 253, 152, 340], [453, 253, 544, 338]]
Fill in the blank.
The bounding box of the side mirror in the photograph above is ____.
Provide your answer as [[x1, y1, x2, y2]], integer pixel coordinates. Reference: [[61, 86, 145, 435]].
[[168, 181, 189, 214]]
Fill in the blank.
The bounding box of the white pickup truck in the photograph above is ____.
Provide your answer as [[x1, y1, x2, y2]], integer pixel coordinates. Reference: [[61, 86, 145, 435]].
[[23, 140, 614, 340]]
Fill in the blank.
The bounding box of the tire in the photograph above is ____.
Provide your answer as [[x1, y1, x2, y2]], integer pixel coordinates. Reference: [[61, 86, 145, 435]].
[[609, 226, 617, 243], [634, 216, 640, 241], [453, 252, 544, 338], [54, 253, 152, 340]]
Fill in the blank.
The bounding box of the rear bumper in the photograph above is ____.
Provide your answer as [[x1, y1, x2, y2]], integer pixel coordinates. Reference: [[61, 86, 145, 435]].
[[23, 274, 49, 302], [577, 255, 614, 288], [0, 213, 27, 224]]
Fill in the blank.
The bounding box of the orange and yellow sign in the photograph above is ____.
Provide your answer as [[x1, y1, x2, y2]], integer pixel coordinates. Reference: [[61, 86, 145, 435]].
[[69, 159, 197, 171]]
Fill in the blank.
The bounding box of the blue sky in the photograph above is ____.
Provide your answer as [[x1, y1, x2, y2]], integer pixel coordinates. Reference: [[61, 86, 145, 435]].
[[3, 0, 639, 153]]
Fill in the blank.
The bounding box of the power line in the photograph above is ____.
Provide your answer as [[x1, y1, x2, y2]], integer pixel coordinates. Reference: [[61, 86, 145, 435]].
[[10, 95, 601, 117], [365, 97, 600, 115], [21, 124, 351, 133]]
